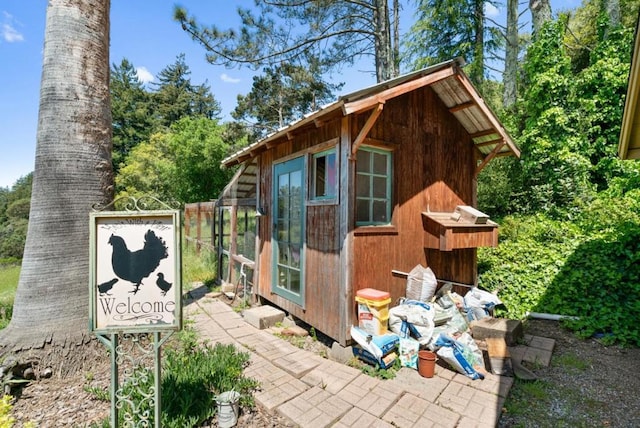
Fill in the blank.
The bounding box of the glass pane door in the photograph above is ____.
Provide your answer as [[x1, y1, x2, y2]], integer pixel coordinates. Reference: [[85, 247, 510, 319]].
[[272, 157, 305, 306]]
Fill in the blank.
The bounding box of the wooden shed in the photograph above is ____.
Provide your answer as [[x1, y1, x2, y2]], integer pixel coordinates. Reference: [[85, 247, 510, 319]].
[[219, 59, 520, 345]]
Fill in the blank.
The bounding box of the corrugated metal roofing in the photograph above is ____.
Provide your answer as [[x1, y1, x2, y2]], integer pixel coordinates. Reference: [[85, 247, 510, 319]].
[[222, 58, 519, 168]]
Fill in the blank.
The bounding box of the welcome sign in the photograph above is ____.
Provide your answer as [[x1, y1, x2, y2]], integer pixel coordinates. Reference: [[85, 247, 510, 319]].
[[89, 211, 182, 333]]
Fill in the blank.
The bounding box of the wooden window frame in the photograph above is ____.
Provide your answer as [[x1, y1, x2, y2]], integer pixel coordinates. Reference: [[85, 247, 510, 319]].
[[355, 146, 393, 227], [310, 147, 338, 203]]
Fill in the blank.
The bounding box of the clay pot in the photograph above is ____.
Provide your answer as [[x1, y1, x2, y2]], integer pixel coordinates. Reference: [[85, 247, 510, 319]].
[[417, 350, 437, 378]]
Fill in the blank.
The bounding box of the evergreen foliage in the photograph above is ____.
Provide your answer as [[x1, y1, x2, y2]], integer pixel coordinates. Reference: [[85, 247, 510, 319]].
[[110, 59, 157, 174], [174, 0, 401, 82], [404, 0, 498, 85], [232, 63, 342, 140], [151, 54, 222, 128]]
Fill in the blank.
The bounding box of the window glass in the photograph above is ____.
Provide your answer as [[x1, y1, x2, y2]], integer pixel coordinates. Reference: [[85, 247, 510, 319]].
[[356, 150, 370, 173], [355, 147, 392, 226], [312, 149, 337, 199], [373, 152, 387, 174], [356, 199, 370, 223]]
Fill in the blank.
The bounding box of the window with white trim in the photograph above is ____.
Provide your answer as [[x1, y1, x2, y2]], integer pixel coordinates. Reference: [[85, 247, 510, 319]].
[[355, 147, 392, 225]]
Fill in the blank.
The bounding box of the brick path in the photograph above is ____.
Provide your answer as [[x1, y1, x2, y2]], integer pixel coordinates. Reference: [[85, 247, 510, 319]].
[[186, 293, 515, 428]]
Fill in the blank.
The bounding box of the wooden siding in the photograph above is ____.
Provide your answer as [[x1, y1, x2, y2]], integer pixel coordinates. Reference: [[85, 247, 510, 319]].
[[255, 119, 344, 341], [352, 85, 477, 307]]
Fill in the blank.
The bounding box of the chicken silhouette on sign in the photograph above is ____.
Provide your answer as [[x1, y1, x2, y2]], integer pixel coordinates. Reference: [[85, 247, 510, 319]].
[[97, 278, 118, 296], [108, 229, 169, 294], [156, 272, 173, 296]]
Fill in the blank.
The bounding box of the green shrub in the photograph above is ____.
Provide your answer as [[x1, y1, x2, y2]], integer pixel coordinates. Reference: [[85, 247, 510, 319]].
[[87, 325, 259, 427], [479, 191, 640, 346], [0, 395, 15, 428]]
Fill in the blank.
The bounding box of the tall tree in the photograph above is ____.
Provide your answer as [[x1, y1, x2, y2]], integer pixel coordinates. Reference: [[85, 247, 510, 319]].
[[116, 117, 236, 204], [530, 0, 552, 36], [111, 58, 156, 172], [605, 0, 621, 31], [0, 0, 113, 359], [405, 0, 495, 86], [174, 0, 401, 82], [152, 54, 221, 127], [232, 63, 342, 139], [503, 0, 519, 107]]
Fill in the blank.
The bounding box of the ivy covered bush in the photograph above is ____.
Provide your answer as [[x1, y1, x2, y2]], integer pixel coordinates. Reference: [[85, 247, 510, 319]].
[[479, 185, 640, 346]]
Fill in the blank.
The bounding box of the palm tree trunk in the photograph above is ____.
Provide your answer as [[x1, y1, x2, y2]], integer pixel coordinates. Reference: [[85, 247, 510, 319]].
[[1, 0, 112, 355]]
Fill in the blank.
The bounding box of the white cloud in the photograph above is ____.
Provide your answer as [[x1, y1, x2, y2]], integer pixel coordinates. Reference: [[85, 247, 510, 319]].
[[484, 2, 499, 17], [135, 66, 154, 84], [2, 12, 24, 43], [220, 73, 241, 84]]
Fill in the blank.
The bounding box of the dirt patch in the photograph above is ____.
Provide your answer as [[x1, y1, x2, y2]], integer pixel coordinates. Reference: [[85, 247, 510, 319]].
[[499, 319, 640, 427]]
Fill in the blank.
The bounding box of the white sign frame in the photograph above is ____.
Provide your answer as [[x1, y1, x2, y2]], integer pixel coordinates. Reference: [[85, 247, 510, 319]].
[[89, 210, 182, 333]]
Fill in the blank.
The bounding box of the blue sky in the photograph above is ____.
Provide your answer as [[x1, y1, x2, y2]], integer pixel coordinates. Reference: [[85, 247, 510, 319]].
[[0, 1, 580, 189]]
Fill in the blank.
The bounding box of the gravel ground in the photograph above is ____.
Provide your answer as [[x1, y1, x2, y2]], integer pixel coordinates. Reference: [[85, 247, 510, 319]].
[[499, 319, 640, 427], [8, 318, 640, 427]]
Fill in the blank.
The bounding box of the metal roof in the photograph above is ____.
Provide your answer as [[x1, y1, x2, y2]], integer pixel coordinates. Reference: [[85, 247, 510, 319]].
[[222, 58, 519, 167], [217, 159, 258, 204]]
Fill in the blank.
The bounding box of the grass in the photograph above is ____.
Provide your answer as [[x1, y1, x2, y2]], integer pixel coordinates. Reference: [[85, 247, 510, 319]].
[[0, 264, 19, 301], [552, 352, 591, 372], [0, 264, 19, 329], [181, 243, 217, 291]]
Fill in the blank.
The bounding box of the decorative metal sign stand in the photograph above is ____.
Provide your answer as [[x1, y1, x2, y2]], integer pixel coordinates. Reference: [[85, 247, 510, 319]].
[[89, 197, 182, 427]]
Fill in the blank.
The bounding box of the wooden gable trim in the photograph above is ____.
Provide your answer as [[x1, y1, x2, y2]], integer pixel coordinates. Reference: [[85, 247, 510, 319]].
[[350, 102, 384, 159], [342, 66, 456, 115]]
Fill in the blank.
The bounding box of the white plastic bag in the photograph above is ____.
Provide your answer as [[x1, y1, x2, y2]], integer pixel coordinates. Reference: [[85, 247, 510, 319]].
[[406, 265, 438, 302], [464, 287, 502, 321], [388, 300, 435, 347], [434, 332, 485, 380]]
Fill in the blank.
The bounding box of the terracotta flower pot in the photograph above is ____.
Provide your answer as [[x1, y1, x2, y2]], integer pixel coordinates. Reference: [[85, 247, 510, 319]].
[[418, 350, 437, 378]]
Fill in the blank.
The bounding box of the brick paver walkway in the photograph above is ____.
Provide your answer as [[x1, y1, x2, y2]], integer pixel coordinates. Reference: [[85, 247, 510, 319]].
[[186, 292, 515, 428]]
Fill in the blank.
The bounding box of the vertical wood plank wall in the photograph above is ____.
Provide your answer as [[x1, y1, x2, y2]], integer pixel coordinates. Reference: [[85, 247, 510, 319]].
[[256, 120, 344, 341], [352, 86, 477, 307]]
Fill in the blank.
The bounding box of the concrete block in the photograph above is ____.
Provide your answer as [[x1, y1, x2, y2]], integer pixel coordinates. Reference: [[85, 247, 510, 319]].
[[220, 282, 236, 293], [243, 305, 285, 329], [328, 342, 354, 364], [470, 318, 523, 346]]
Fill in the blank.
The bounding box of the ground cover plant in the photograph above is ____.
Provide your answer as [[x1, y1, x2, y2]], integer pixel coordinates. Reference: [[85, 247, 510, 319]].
[[478, 182, 640, 346]]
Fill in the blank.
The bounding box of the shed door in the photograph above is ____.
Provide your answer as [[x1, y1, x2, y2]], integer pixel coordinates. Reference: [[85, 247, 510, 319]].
[[272, 157, 305, 307]]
